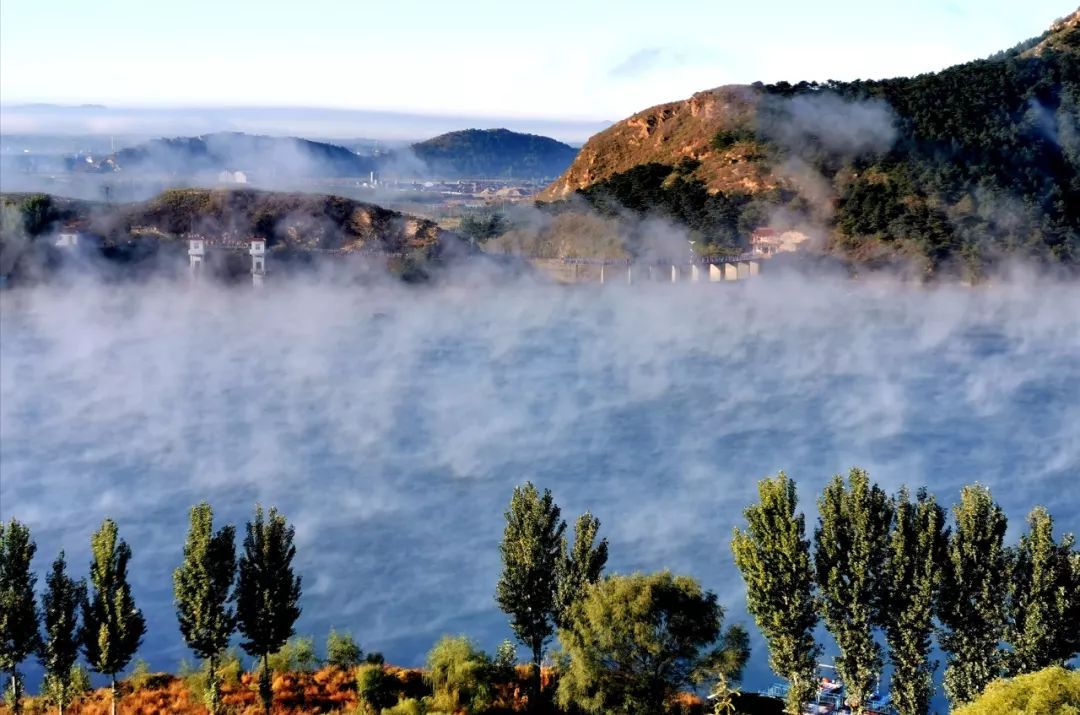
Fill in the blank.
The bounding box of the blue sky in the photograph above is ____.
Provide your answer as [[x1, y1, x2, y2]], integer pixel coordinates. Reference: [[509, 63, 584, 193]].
[[0, 0, 1072, 121]]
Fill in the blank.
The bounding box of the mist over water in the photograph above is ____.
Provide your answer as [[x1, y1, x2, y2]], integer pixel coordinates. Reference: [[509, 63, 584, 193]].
[[2, 274, 1078, 698]]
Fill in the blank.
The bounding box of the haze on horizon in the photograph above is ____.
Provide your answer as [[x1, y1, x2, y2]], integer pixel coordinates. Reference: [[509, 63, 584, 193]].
[[0, 0, 1071, 140]]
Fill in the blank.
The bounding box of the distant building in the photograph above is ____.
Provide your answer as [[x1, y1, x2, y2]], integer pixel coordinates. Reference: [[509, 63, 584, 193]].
[[751, 228, 810, 257]]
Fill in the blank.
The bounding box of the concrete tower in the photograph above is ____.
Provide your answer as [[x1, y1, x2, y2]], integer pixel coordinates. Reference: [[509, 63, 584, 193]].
[[188, 239, 205, 280], [250, 239, 266, 287]]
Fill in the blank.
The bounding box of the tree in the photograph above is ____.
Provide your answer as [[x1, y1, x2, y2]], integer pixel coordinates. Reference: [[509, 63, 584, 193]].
[[326, 629, 363, 670], [38, 552, 86, 715], [951, 665, 1080, 715], [882, 487, 948, 715], [236, 505, 302, 715], [0, 520, 41, 715], [731, 472, 819, 715], [1006, 506, 1080, 675], [554, 512, 608, 628], [80, 518, 147, 715], [938, 484, 1009, 706], [557, 571, 749, 715], [495, 482, 565, 706], [173, 502, 237, 715], [813, 468, 893, 712]]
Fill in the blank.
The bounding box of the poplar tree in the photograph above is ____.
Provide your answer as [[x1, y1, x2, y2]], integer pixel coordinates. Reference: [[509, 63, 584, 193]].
[[813, 468, 893, 713], [495, 482, 566, 707], [0, 520, 41, 715], [554, 512, 608, 629], [80, 518, 146, 715], [174, 502, 237, 715], [882, 487, 948, 715], [38, 552, 86, 715], [236, 505, 302, 715], [1006, 506, 1080, 675], [937, 484, 1008, 706], [731, 472, 819, 715]]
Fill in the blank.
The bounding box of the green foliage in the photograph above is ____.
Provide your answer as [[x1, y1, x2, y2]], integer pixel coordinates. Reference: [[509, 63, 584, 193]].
[[1006, 507, 1080, 675], [327, 629, 364, 670], [266, 635, 319, 674], [424, 635, 493, 714], [952, 665, 1080, 715], [458, 212, 508, 244], [813, 468, 893, 711], [938, 485, 1009, 706], [38, 551, 86, 714], [126, 659, 153, 690], [19, 194, 56, 237], [173, 501, 237, 715], [881, 487, 948, 715], [178, 648, 244, 707], [710, 128, 759, 152], [495, 482, 566, 699], [80, 518, 146, 714], [40, 665, 91, 709], [0, 520, 41, 715], [554, 512, 608, 629], [557, 571, 748, 715], [356, 663, 397, 713], [383, 698, 426, 715], [731, 473, 819, 715], [236, 504, 302, 714], [492, 639, 517, 681]]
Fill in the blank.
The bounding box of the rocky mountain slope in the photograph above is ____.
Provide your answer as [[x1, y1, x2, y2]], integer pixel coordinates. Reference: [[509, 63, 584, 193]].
[[539, 10, 1080, 276]]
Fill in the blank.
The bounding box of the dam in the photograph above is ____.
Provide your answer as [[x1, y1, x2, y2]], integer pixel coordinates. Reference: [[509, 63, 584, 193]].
[[528, 255, 762, 284]]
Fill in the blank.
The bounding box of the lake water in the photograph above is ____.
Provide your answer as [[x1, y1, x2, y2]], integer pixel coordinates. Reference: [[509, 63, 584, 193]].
[[2, 274, 1078, 704]]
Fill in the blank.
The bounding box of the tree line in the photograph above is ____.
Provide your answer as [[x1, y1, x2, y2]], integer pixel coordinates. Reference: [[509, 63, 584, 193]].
[[3, 472, 1076, 715], [0, 504, 301, 715], [732, 469, 1080, 715]]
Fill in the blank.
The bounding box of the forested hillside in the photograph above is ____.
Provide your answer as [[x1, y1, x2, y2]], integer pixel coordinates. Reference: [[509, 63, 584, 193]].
[[410, 129, 578, 179], [541, 11, 1080, 277]]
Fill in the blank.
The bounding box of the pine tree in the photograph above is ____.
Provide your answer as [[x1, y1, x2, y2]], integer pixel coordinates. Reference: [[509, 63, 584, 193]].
[[38, 552, 86, 715], [236, 505, 302, 715], [495, 482, 566, 708], [0, 520, 41, 715], [731, 472, 819, 715], [813, 468, 893, 712], [1006, 506, 1080, 674], [882, 487, 948, 715], [938, 484, 1008, 706], [554, 511, 608, 629], [80, 518, 146, 715], [174, 502, 237, 715]]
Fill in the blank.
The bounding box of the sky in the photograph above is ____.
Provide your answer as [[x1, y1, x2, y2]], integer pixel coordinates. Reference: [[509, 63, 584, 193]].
[[0, 0, 1073, 122]]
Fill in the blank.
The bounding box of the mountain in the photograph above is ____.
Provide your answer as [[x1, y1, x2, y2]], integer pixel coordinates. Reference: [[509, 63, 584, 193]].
[[540, 11, 1080, 276], [408, 128, 578, 179], [98, 132, 376, 178]]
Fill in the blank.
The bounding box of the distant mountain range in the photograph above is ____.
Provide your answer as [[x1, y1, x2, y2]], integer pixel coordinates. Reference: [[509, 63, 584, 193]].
[[78, 128, 579, 181], [540, 10, 1080, 276]]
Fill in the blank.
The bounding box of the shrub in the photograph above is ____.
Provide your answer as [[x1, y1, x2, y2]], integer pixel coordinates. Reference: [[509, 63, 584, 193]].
[[952, 666, 1080, 715], [425, 635, 494, 714], [357, 663, 398, 712], [267, 635, 320, 674], [327, 629, 364, 669], [383, 697, 427, 715]]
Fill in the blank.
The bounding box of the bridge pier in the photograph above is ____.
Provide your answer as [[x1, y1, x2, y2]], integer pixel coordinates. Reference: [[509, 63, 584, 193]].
[[723, 263, 739, 280], [737, 261, 750, 279], [250, 239, 266, 287], [188, 239, 205, 281]]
